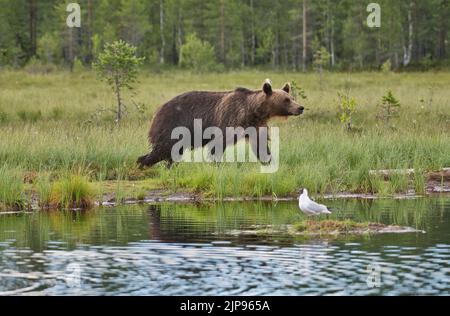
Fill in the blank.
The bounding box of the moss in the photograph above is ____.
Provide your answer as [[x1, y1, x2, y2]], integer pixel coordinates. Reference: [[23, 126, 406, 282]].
[[292, 220, 371, 234]]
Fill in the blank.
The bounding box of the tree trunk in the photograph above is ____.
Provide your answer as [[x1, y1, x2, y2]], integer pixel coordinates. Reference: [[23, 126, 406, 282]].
[[302, 0, 308, 72], [159, 0, 165, 64], [219, 0, 225, 63], [115, 78, 122, 124], [250, 0, 256, 65], [29, 0, 37, 58], [86, 0, 93, 64], [172, 24, 177, 65], [68, 28, 74, 70], [291, 33, 296, 71], [437, 1, 447, 59], [403, 2, 414, 67], [241, 29, 246, 67], [283, 41, 288, 68], [329, 2, 335, 67], [177, 3, 183, 66], [438, 26, 446, 59], [274, 30, 280, 68]]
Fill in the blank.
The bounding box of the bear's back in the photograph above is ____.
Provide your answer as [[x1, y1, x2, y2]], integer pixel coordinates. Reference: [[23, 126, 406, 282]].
[[149, 90, 228, 143]]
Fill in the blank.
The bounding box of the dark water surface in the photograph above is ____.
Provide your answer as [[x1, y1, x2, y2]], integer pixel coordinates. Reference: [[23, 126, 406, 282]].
[[0, 197, 449, 295]]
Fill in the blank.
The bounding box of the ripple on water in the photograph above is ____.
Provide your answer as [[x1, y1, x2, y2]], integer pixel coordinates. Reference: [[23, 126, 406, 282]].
[[0, 241, 449, 295], [0, 198, 450, 295]]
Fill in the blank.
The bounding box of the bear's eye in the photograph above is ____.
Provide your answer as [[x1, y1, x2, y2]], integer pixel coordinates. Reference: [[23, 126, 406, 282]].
[[285, 98, 290, 103]]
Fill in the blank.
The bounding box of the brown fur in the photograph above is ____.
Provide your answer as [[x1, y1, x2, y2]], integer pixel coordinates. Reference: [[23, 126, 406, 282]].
[[137, 79, 304, 168]]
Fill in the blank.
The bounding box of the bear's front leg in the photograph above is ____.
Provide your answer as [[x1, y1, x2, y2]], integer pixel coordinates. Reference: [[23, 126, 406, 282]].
[[250, 127, 271, 165]]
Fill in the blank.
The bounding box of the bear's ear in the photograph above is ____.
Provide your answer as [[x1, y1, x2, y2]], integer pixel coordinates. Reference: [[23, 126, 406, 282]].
[[282, 82, 291, 94], [262, 79, 272, 96]]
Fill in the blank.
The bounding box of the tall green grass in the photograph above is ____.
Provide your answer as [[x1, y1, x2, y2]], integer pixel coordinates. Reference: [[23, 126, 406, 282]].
[[0, 164, 25, 211], [50, 173, 95, 209], [35, 173, 52, 207]]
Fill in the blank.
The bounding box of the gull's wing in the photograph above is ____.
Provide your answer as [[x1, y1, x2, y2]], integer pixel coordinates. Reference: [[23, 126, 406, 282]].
[[305, 200, 329, 213]]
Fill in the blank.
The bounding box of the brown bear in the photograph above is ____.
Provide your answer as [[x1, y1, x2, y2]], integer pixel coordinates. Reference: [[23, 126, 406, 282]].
[[137, 79, 304, 168]]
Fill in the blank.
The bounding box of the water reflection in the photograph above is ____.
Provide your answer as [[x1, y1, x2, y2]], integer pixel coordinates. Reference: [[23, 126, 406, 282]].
[[0, 197, 449, 295]]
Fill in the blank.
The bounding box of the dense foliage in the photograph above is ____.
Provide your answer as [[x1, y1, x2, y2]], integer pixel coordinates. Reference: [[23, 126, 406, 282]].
[[0, 0, 448, 71]]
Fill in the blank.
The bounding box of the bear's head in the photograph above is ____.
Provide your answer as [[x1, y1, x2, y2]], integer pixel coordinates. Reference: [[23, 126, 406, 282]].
[[261, 79, 304, 117]]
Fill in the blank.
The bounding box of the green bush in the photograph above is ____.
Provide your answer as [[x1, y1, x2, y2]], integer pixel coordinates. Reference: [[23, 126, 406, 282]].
[[17, 109, 42, 122], [72, 57, 84, 73], [381, 59, 392, 73], [337, 92, 358, 131], [180, 34, 221, 72], [0, 110, 8, 123], [50, 107, 65, 120], [24, 57, 57, 74], [93, 40, 145, 124], [37, 32, 61, 64], [377, 90, 401, 128]]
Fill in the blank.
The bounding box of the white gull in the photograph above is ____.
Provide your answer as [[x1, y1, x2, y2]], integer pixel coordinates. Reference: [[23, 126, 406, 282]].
[[298, 189, 332, 216]]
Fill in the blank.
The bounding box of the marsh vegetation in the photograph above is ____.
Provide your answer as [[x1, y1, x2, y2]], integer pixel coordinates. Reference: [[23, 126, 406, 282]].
[[0, 70, 449, 210]]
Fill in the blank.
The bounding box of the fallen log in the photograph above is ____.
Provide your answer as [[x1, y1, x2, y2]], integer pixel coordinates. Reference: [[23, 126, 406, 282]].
[[428, 168, 450, 181], [369, 168, 450, 181]]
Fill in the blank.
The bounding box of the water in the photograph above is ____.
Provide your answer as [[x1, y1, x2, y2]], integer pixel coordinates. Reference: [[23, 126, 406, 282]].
[[0, 197, 449, 295]]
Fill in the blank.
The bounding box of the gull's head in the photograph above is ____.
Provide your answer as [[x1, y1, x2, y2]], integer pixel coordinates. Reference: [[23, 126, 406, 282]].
[[299, 188, 308, 196]]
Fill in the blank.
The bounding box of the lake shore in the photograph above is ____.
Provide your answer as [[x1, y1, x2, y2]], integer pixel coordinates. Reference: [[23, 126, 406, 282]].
[[96, 169, 450, 207], [0, 175, 446, 213]]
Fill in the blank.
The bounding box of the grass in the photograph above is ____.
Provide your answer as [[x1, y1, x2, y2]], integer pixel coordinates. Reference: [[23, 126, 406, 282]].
[[35, 173, 52, 207], [0, 69, 449, 209], [0, 164, 25, 211], [289, 219, 419, 236], [49, 174, 95, 209], [292, 220, 372, 234]]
